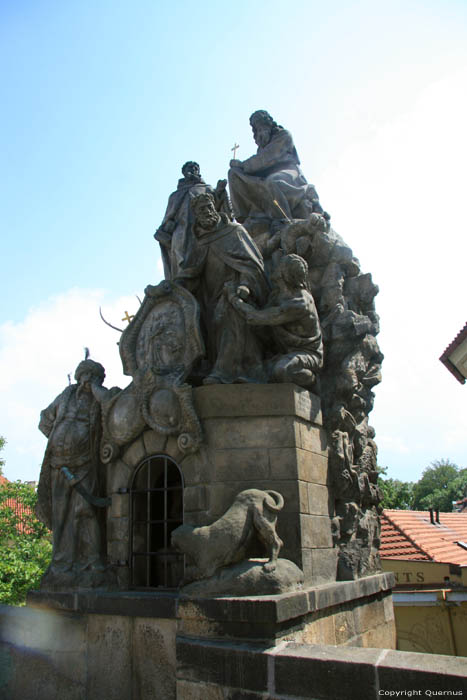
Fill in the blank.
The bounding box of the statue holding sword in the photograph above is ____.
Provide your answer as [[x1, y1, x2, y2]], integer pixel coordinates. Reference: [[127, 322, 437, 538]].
[[36, 352, 114, 590]]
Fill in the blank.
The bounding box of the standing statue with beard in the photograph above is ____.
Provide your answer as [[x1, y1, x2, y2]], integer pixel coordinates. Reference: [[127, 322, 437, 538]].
[[36, 356, 112, 590], [175, 192, 269, 385], [155, 161, 233, 280]]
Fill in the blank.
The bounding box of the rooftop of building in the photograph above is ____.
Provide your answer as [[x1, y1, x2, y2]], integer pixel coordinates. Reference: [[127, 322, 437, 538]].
[[0, 474, 34, 532], [381, 509, 467, 565]]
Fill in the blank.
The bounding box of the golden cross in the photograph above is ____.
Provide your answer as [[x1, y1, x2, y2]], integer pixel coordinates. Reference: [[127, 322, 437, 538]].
[[121, 311, 134, 324], [231, 142, 240, 159]]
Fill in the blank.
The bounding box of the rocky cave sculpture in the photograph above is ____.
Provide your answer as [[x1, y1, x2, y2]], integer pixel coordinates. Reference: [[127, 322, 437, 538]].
[[37, 109, 382, 591], [36, 354, 114, 590]]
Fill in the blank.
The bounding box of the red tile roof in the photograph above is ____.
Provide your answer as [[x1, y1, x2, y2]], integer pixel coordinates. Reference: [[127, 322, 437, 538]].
[[0, 476, 34, 533], [381, 509, 467, 565]]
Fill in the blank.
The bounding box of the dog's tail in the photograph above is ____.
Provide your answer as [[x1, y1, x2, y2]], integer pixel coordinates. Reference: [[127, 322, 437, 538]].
[[264, 490, 284, 513]]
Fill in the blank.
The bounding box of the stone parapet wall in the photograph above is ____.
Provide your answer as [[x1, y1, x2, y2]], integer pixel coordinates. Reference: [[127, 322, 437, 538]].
[[177, 641, 467, 700], [1, 574, 396, 699], [0, 603, 177, 700]]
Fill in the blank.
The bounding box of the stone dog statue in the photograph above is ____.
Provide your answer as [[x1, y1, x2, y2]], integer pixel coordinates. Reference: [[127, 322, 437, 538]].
[[171, 489, 284, 582]]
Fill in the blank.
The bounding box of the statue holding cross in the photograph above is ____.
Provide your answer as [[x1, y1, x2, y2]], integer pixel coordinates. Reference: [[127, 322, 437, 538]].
[[228, 110, 326, 225]]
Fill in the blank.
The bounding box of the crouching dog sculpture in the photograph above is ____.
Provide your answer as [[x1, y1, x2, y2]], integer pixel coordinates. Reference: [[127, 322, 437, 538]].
[[171, 489, 304, 596]]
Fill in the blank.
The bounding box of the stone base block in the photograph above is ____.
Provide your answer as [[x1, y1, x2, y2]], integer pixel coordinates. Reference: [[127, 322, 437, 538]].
[[177, 572, 395, 645], [2, 574, 396, 700]]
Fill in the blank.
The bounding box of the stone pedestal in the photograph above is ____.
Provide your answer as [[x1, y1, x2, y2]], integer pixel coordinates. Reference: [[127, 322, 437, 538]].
[[107, 384, 335, 588], [1, 573, 396, 700]]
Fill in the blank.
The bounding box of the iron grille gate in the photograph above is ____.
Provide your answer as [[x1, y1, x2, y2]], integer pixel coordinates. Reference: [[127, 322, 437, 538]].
[[130, 454, 184, 588]]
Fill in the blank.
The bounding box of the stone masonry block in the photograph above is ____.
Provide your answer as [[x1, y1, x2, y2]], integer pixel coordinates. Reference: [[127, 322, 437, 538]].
[[383, 592, 395, 623], [108, 516, 129, 543], [1, 607, 85, 654], [300, 514, 333, 548], [274, 644, 381, 700], [177, 638, 268, 693], [87, 615, 132, 700], [22, 609, 86, 653], [184, 485, 207, 512], [176, 679, 225, 700], [353, 595, 387, 634], [49, 650, 87, 692], [110, 492, 129, 518], [122, 436, 146, 469], [300, 611, 337, 646], [269, 448, 328, 485], [107, 540, 129, 563], [115, 566, 130, 590], [7, 645, 86, 700], [268, 447, 299, 480], [132, 618, 176, 700], [276, 513, 301, 565], [308, 482, 333, 516], [334, 608, 357, 645], [298, 481, 309, 513], [194, 383, 322, 424], [207, 480, 299, 519], [165, 435, 185, 464], [377, 649, 467, 694], [298, 450, 329, 485], [209, 448, 270, 482], [361, 621, 396, 650], [297, 420, 328, 454], [142, 429, 168, 456], [107, 459, 132, 493], [311, 547, 338, 584], [183, 511, 210, 527], [301, 547, 337, 584], [207, 483, 243, 519], [301, 548, 313, 581], [179, 448, 211, 486], [203, 416, 299, 450]]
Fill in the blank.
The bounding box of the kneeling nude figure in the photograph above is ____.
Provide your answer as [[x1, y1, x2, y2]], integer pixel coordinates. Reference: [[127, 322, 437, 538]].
[[171, 489, 284, 582]]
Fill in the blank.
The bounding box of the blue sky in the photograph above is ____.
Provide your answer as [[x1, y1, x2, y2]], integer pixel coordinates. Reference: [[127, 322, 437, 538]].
[[1, 0, 466, 483]]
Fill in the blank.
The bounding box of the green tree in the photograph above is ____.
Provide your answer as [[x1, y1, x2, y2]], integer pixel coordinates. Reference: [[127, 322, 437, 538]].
[[450, 469, 467, 505], [379, 477, 415, 509], [412, 459, 466, 512], [0, 480, 52, 605], [0, 436, 5, 475]]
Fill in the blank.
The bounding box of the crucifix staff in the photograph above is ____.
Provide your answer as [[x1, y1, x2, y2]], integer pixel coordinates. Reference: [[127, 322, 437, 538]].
[[231, 142, 240, 159]]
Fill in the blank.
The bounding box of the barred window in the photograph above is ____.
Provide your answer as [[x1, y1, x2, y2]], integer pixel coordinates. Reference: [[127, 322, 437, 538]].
[[130, 454, 184, 588]]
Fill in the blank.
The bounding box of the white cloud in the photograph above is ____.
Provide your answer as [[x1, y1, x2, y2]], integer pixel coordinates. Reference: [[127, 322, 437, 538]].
[[2, 68, 466, 486], [318, 66, 467, 481], [0, 288, 134, 481]]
